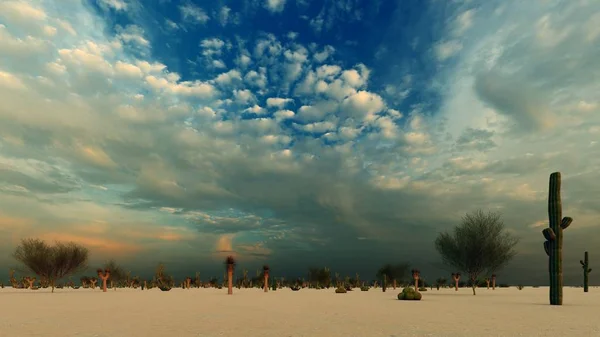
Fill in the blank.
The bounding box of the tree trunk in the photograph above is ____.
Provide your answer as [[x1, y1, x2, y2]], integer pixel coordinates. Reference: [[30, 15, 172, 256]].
[[227, 267, 233, 295], [471, 277, 477, 295], [393, 279, 396, 289], [472, 284, 476, 295], [264, 274, 269, 292], [51, 279, 55, 293]]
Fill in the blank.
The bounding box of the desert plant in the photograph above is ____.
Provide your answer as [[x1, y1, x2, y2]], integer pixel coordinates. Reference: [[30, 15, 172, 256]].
[[263, 265, 270, 293], [543, 172, 573, 305], [435, 209, 519, 295], [411, 269, 420, 289], [398, 286, 422, 301], [13, 238, 89, 293], [102, 260, 126, 291], [451, 273, 460, 291], [435, 277, 446, 290], [418, 287, 427, 291], [517, 284, 524, 290], [8, 269, 19, 288], [290, 284, 301, 291], [225, 255, 236, 295], [24, 276, 35, 289], [155, 263, 173, 291], [97, 268, 110, 292], [491, 274, 497, 290], [307, 267, 331, 288], [485, 277, 490, 289], [360, 285, 369, 291], [89, 277, 98, 289], [377, 263, 409, 290], [335, 286, 347, 293], [580, 251, 592, 293]]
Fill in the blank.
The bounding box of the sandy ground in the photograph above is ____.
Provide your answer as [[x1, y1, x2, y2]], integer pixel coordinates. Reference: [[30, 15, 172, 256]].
[[1, 286, 600, 337]]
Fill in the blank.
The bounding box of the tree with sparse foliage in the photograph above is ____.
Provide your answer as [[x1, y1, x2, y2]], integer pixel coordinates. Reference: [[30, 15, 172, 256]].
[[103, 259, 126, 290], [434, 209, 519, 295], [376, 263, 409, 289], [13, 238, 89, 293]]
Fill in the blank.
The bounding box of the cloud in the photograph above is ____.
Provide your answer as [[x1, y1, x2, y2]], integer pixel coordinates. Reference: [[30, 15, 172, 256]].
[[266, 97, 293, 108], [434, 40, 463, 61], [99, 0, 128, 11], [264, 0, 287, 13], [0, 0, 598, 285], [179, 3, 209, 24]]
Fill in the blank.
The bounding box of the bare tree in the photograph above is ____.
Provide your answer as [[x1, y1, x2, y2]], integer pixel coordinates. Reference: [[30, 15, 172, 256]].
[[376, 263, 409, 289], [434, 210, 519, 295], [103, 259, 126, 290], [13, 238, 89, 293]]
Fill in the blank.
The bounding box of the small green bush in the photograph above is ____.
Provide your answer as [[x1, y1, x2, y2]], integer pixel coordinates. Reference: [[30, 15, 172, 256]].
[[335, 286, 347, 293], [360, 286, 369, 291], [398, 287, 422, 301], [517, 285, 524, 290], [418, 287, 427, 292], [159, 286, 172, 291]]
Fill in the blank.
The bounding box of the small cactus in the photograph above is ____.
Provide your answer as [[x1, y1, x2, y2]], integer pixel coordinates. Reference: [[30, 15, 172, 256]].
[[580, 251, 592, 293]]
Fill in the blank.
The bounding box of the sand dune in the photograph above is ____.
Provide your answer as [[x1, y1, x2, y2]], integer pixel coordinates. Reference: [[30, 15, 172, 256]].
[[1, 286, 599, 337]]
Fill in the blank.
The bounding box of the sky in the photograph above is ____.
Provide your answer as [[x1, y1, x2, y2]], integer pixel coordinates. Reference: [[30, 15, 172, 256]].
[[0, 0, 599, 285]]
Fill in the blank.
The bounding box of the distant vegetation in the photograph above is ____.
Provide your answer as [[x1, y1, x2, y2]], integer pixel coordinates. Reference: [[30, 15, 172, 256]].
[[6, 209, 532, 298]]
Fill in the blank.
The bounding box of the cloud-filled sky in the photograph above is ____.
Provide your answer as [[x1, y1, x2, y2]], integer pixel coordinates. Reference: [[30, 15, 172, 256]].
[[0, 0, 599, 285]]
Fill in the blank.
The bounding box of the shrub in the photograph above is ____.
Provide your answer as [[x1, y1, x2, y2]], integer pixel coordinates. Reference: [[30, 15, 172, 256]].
[[418, 287, 427, 291], [517, 285, 524, 290], [291, 285, 301, 291], [335, 286, 347, 293], [360, 286, 369, 291], [398, 286, 422, 301], [159, 286, 171, 291]]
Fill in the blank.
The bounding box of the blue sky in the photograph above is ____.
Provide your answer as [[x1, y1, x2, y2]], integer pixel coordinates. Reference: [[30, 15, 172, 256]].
[[0, 0, 599, 284]]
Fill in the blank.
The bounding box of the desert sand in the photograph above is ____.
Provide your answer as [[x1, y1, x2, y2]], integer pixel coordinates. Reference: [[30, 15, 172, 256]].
[[1, 286, 599, 337]]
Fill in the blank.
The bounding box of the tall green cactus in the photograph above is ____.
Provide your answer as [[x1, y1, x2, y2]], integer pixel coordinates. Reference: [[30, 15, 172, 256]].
[[542, 172, 573, 305], [580, 251, 592, 293]]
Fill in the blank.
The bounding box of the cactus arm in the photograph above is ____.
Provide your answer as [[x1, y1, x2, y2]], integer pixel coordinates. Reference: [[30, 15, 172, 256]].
[[580, 260, 585, 266], [560, 217, 572, 229], [544, 241, 550, 256], [542, 228, 556, 241]]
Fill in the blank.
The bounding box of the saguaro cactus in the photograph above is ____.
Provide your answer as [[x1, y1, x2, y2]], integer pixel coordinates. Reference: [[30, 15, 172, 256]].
[[97, 269, 110, 292], [580, 251, 592, 293], [542, 172, 573, 305]]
